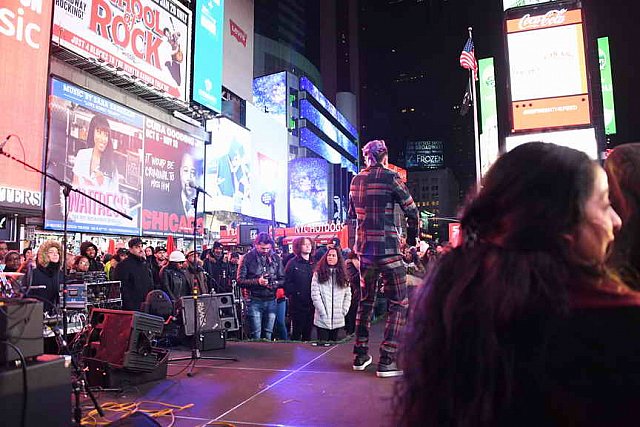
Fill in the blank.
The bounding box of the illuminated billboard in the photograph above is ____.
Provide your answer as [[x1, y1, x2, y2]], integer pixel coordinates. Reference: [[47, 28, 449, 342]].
[[0, 0, 53, 211], [289, 158, 330, 226], [479, 58, 500, 176], [506, 4, 591, 131], [299, 99, 358, 161], [193, 0, 224, 113], [505, 128, 598, 159], [253, 72, 288, 126], [205, 105, 289, 223], [223, 0, 254, 102], [504, 0, 557, 10], [405, 140, 444, 170], [598, 37, 617, 135], [300, 76, 358, 140], [45, 78, 143, 234], [52, 0, 192, 102]]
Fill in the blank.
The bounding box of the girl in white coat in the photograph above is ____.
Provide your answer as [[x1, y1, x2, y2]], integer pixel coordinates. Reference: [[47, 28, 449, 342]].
[[311, 247, 351, 345]]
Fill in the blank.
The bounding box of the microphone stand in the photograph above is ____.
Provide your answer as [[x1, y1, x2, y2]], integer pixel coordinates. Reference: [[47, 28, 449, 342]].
[[0, 142, 131, 425], [169, 187, 236, 377]]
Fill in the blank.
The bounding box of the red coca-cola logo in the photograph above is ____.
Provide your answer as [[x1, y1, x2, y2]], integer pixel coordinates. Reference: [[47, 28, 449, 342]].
[[230, 20, 247, 47], [519, 9, 567, 30]]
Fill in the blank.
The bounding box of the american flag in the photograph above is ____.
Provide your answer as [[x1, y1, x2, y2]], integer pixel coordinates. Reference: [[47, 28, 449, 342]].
[[460, 37, 478, 80]]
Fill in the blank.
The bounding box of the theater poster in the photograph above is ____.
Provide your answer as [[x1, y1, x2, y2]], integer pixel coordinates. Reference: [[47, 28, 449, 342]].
[[141, 118, 205, 236], [52, 0, 192, 101], [0, 0, 53, 211], [44, 78, 143, 234]]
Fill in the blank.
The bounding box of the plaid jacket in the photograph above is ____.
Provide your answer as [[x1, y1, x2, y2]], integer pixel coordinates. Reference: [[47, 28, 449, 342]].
[[348, 164, 418, 256]]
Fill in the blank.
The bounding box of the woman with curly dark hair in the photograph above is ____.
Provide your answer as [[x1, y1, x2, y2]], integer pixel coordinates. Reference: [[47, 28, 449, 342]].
[[394, 142, 640, 426]]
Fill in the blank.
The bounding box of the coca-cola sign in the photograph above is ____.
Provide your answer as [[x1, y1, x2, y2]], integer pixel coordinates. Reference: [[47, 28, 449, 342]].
[[519, 9, 567, 30], [230, 20, 247, 47]]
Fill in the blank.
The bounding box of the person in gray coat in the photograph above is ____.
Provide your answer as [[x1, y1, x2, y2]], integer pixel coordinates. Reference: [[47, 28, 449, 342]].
[[311, 246, 351, 345]]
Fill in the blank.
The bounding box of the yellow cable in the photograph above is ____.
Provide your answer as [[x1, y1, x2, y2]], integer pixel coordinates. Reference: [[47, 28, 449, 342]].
[[80, 400, 194, 426]]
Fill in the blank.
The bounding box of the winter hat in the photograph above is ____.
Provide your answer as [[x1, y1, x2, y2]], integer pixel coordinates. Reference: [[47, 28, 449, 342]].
[[169, 250, 186, 262]]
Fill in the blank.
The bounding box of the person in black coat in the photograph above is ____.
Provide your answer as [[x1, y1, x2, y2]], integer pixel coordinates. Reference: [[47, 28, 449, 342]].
[[160, 251, 191, 302], [80, 241, 104, 272], [30, 240, 64, 312], [284, 237, 315, 341], [113, 237, 154, 311]]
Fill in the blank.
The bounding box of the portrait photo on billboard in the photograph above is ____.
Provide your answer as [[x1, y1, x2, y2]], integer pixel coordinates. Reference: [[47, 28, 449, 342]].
[[0, 0, 53, 211], [141, 118, 205, 236], [289, 158, 329, 226], [205, 118, 253, 214], [45, 78, 143, 234], [52, 0, 192, 101]]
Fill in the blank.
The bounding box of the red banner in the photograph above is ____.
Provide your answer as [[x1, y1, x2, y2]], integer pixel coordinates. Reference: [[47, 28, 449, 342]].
[[0, 0, 53, 210]]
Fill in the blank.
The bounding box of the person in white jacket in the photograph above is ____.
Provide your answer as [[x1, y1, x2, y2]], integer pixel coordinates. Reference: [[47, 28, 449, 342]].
[[311, 246, 352, 345]]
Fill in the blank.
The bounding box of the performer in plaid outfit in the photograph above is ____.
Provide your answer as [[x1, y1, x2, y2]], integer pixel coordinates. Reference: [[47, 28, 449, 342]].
[[349, 139, 419, 378]]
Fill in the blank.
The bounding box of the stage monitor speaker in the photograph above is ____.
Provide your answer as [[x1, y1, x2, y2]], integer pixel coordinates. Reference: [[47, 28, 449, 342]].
[[85, 309, 164, 372], [0, 354, 70, 427], [0, 298, 43, 364], [181, 294, 221, 336], [214, 292, 239, 331]]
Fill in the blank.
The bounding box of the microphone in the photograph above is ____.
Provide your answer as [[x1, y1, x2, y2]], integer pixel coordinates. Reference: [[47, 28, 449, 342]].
[[189, 182, 211, 197], [0, 135, 10, 152]]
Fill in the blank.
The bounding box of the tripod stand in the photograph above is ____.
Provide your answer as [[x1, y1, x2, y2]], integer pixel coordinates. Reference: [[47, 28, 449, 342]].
[[169, 187, 236, 376]]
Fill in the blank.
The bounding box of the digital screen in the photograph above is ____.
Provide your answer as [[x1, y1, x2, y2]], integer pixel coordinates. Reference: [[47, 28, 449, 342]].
[[193, 0, 224, 113], [141, 118, 206, 236], [298, 128, 358, 174], [299, 99, 358, 161], [505, 128, 598, 159], [506, 6, 591, 131], [289, 158, 330, 226], [223, 0, 254, 101], [0, 0, 53, 211], [253, 72, 288, 126], [205, 104, 289, 223], [52, 0, 192, 101], [405, 140, 444, 170], [299, 76, 358, 140], [598, 37, 617, 135], [45, 78, 144, 234], [504, 0, 557, 10]]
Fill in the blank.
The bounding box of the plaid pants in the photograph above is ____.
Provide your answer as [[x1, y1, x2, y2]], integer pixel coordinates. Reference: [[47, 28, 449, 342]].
[[353, 254, 408, 364]]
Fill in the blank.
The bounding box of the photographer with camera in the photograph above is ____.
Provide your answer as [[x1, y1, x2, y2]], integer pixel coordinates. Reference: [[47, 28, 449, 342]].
[[237, 232, 285, 340]]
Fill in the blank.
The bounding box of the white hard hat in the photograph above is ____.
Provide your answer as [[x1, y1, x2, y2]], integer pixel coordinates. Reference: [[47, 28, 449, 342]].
[[169, 250, 186, 262]]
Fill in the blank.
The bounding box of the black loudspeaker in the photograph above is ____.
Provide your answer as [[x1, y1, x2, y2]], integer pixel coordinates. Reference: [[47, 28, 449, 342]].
[[84, 309, 164, 372], [0, 298, 43, 364], [215, 293, 239, 331], [84, 348, 169, 389], [0, 354, 70, 427], [194, 330, 226, 351], [181, 294, 221, 336]]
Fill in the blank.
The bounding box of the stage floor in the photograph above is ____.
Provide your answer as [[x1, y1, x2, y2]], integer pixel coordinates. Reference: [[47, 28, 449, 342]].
[[83, 321, 398, 427]]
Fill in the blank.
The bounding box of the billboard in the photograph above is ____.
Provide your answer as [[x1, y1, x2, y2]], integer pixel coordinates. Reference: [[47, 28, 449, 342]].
[[253, 72, 288, 126], [205, 105, 289, 222], [299, 99, 358, 162], [506, 5, 591, 131], [504, 0, 557, 10], [505, 127, 598, 159], [598, 37, 617, 135], [141, 118, 205, 236], [45, 78, 143, 234], [52, 0, 192, 101], [193, 0, 224, 113], [405, 140, 444, 170], [0, 0, 53, 211], [289, 158, 330, 226], [479, 58, 500, 176], [223, 0, 254, 102]]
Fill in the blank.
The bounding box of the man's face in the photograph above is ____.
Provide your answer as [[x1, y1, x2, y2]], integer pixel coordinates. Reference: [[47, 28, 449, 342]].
[[181, 154, 196, 196], [230, 255, 239, 265], [301, 239, 312, 255], [156, 250, 167, 262], [0, 243, 8, 260], [257, 243, 272, 256], [85, 246, 96, 259], [129, 244, 144, 257], [213, 247, 223, 258]]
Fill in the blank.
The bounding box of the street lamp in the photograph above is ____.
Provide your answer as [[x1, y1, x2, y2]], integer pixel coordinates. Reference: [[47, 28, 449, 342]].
[[261, 191, 276, 242]]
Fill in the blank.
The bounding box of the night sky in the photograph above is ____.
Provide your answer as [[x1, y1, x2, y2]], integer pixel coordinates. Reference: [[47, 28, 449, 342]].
[[359, 0, 640, 161]]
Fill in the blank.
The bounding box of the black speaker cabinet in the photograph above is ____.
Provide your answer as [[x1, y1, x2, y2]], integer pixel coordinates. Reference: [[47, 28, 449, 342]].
[[0, 354, 70, 427], [85, 309, 164, 372], [0, 298, 43, 364], [215, 292, 239, 331]]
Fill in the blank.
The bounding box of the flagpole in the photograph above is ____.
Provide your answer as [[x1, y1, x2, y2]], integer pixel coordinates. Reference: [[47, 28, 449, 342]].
[[468, 27, 482, 189]]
